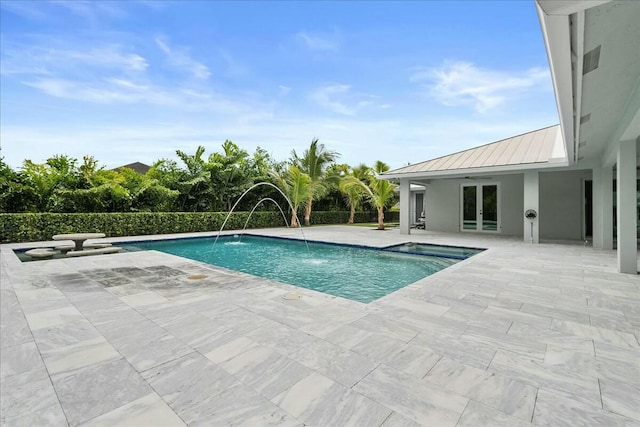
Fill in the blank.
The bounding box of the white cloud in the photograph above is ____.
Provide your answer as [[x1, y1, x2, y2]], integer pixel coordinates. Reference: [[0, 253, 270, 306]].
[[0, 43, 148, 76], [218, 50, 248, 78], [0, 1, 50, 20], [52, 1, 128, 22], [309, 84, 385, 116], [278, 85, 292, 96], [411, 61, 550, 113], [1, 114, 558, 172], [155, 37, 211, 80], [296, 30, 339, 51], [310, 84, 356, 115]]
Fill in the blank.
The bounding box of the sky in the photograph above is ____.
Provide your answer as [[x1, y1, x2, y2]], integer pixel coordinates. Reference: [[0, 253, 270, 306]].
[[0, 0, 559, 171]]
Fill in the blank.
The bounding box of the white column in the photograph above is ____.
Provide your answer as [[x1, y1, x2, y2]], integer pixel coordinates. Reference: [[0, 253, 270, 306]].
[[399, 179, 411, 235], [523, 171, 539, 243], [616, 139, 637, 274], [592, 165, 613, 250]]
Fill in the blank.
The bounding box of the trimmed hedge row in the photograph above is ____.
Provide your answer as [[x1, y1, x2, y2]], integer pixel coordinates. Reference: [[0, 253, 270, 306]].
[[0, 210, 398, 243]]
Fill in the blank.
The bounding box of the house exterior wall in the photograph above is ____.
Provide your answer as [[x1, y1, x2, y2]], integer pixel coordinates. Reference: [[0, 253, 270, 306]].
[[424, 180, 461, 232], [424, 174, 524, 236], [539, 169, 591, 240], [422, 170, 591, 240]]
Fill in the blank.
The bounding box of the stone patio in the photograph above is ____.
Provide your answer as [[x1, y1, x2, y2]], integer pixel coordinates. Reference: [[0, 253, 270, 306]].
[[1, 226, 639, 426]]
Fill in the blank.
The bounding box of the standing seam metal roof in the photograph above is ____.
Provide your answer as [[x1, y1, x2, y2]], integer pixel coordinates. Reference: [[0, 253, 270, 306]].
[[385, 125, 561, 175]]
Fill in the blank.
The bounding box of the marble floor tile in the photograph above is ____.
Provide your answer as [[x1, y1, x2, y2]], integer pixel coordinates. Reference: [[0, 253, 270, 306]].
[[14, 288, 68, 314], [594, 340, 640, 364], [52, 358, 151, 426], [380, 411, 423, 427], [508, 321, 595, 356], [349, 313, 420, 342], [0, 368, 65, 426], [109, 329, 192, 373], [0, 341, 43, 379], [353, 364, 468, 426], [551, 319, 639, 349], [350, 333, 407, 364], [461, 327, 547, 360], [202, 336, 260, 364], [218, 344, 312, 400], [0, 313, 33, 349], [600, 379, 640, 422], [457, 400, 532, 427], [273, 372, 391, 426], [384, 297, 451, 317], [312, 322, 374, 349], [480, 306, 552, 329], [119, 290, 168, 308], [25, 305, 84, 331], [425, 357, 536, 420], [460, 294, 523, 310], [384, 341, 441, 378], [589, 311, 637, 335], [533, 388, 639, 427], [280, 334, 377, 388], [412, 329, 496, 369], [185, 383, 301, 427], [32, 319, 103, 353], [80, 392, 186, 427], [488, 350, 601, 408], [42, 336, 120, 376], [141, 352, 239, 415], [103, 282, 152, 297], [544, 348, 639, 386], [520, 302, 590, 324]]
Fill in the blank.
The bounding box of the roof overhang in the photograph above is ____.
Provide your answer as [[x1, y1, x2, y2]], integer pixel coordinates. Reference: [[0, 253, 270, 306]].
[[536, 0, 640, 167], [383, 159, 569, 181]]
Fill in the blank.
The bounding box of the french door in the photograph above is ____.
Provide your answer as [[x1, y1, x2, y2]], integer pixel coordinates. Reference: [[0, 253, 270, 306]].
[[461, 183, 500, 232]]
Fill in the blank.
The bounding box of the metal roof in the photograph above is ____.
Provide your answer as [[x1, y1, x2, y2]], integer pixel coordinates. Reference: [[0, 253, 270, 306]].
[[384, 125, 565, 178]]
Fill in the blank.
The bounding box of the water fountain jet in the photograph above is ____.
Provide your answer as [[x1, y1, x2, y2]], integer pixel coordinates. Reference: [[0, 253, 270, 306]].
[[207, 182, 309, 261]]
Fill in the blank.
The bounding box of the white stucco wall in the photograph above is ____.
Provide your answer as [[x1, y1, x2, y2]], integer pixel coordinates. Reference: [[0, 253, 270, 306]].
[[424, 174, 524, 236], [539, 169, 590, 240], [417, 169, 591, 240], [424, 180, 460, 232], [501, 174, 525, 236]]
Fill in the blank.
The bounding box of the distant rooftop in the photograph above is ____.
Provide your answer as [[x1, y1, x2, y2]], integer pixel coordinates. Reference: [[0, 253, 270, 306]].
[[384, 125, 566, 178], [114, 162, 151, 174]]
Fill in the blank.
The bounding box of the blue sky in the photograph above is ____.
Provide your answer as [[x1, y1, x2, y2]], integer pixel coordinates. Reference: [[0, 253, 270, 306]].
[[0, 0, 559, 170]]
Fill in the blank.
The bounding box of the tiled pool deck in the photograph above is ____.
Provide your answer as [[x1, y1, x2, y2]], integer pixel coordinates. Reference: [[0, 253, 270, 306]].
[[1, 226, 639, 426]]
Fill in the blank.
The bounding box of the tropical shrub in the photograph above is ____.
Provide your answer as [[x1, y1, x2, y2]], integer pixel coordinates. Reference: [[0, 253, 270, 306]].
[[0, 211, 378, 243]]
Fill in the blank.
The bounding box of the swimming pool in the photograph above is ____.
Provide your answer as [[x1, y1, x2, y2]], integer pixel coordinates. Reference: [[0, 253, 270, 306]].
[[126, 235, 482, 303]]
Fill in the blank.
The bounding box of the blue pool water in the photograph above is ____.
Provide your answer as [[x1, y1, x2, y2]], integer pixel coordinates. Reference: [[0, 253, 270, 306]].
[[127, 235, 479, 303]]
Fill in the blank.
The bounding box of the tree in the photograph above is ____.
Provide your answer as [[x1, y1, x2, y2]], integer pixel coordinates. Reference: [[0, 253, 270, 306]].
[[292, 138, 339, 226], [118, 167, 179, 212], [343, 161, 397, 230], [207, 140, 252, 211], [21, 155, 78, 212], [174, 146, 211, 211], [0, 158, 34, 212], [268, 165, 312, 227], [337, 163, 370, 224]]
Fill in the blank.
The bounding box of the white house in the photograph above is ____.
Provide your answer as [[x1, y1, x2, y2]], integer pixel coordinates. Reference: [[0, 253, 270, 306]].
[[383, 0, 639, 274]]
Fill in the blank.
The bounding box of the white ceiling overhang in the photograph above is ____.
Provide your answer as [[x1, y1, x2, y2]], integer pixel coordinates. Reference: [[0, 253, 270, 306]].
[[536, 0, 640, 167]]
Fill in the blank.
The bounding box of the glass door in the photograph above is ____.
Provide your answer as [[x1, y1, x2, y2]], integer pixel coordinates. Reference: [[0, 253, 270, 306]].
[[482, 185, 498, 231], [461, 183, 499, 232], [462, 185, 477, 230]]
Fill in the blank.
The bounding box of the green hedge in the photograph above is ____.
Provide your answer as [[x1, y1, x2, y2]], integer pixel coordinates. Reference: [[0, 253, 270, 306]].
[[0, 210, 397, 243]]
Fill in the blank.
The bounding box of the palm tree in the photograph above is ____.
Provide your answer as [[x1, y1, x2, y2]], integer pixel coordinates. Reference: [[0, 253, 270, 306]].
[[343, 161, 397, 230], [338, 163, 370, 224], [175, 146, 210, 211], [292, 139, 339, 226], [268, 165, 312, 227]]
